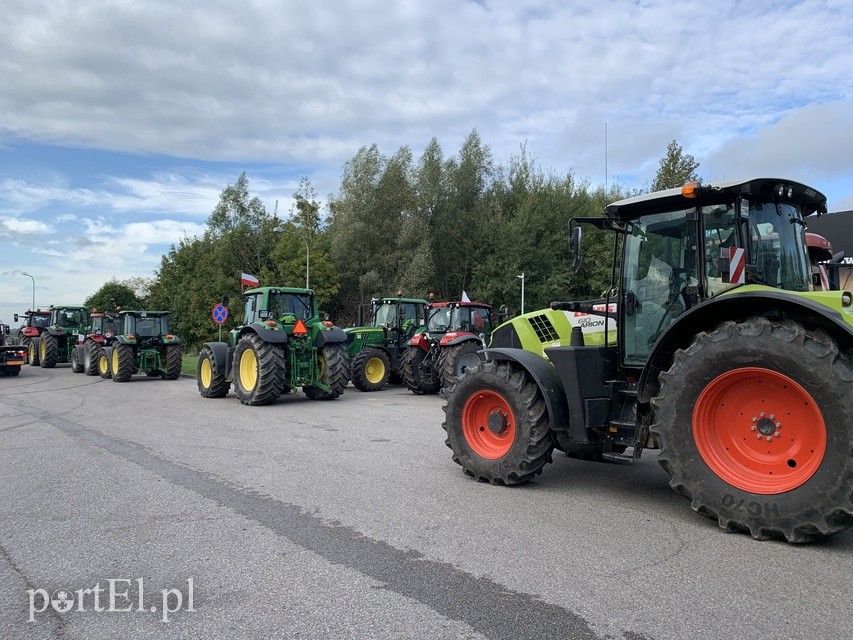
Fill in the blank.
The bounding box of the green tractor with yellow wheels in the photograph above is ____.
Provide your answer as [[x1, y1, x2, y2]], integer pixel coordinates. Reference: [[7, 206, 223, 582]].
[[443, 178, 853, 543], [344, 294, 428, 391], [30, 305, 90, 368], [100, 311, 182, 382], [197, 286, 350, 405]]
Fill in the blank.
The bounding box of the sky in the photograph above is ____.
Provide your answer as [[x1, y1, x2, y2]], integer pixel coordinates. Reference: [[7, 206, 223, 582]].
[[1, 0, 852, 325]]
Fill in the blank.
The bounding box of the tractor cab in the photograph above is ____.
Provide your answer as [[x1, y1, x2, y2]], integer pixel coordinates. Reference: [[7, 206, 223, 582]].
[[119, 311, 172, 343]]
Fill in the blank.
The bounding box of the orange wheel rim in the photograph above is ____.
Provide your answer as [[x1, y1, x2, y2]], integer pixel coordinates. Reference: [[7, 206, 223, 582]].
[[693, 367, 826, 494], [462, 390, 516, 459]]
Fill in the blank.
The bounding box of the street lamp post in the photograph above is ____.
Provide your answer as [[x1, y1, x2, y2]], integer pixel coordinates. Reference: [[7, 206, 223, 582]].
[[280, 228, 310, 289], [517, 272, 525, 315], [20, 272, 35, 310]]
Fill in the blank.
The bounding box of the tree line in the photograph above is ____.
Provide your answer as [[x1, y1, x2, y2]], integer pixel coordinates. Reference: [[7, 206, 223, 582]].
[[86, 133, 698, 350]]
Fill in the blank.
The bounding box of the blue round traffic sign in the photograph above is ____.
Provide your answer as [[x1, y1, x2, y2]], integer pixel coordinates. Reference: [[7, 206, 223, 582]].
[[212, 304, 229, 325]]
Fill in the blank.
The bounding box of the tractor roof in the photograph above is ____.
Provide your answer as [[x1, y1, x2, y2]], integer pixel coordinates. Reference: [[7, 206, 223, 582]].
[[373, 296, 428, 305], [49, 304, 89, 311], [25, 310, 50, 315], [244, 286, 313, 295], [605, 178, 827, 221], [429, 301, 492, 310], [118, 310, 170, 317]]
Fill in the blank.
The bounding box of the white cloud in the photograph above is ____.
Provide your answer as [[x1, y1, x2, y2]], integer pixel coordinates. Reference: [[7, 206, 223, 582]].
[[0, 217, 54, 235]]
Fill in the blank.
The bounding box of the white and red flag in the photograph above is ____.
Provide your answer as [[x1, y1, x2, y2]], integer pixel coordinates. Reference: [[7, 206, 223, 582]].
[[241, 273, 260, 287]]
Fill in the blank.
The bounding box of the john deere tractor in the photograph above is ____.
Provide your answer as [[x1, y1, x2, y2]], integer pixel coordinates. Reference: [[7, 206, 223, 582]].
[[197, 286, 350, 405], [13, 310, 50, 364], [402, 300, 495, 394], [443, 178, 852, 543], [30, 305, 90, 368], [70, 311, 121, 376], [101, 311, 182, 382], [344, 294, 428, 391]]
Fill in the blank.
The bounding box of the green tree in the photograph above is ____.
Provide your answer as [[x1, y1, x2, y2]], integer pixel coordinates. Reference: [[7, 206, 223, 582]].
[[651, 139, 700, 191], [85, 278, 144, 312]]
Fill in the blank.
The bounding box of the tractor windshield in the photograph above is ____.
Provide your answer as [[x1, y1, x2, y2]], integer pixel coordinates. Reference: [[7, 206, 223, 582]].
[[372, 302, 397, 326], [52, 308, 89, 328], [131, 316, 169, 337], [268, 292, 313, 321], [747, 201, 811, 291], [30, 315, 49, 328]]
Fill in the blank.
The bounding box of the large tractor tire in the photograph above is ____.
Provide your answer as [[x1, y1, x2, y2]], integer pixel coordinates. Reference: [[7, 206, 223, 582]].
[[160, 344, 182, 380], [351, 347, 390, 392], [438, 341, 483, 391], [98, 350, 112, 379], [443, 360, 554, 485], [402, 346, 441, 395], [83, 340, 100, 375], [197, 346, 229, 398], [39, 334, 59, 368], [111, 344, 135, 382], [28, 339, 40, 366], [70, 346, 84, 373], [305, 343, 350, 400], [233, 333, 286, 406], [651, 317, 853, 543]]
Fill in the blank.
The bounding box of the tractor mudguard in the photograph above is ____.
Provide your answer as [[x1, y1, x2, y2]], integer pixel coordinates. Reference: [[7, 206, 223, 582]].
[[314, 326, 347, 348], [483, 347, 571, 438], [247, 323, 289, 344], [440, 332, 484, 348], [638, 290, 853, 403], [204, 341, 231, 377], [101, 345, 114, 359]]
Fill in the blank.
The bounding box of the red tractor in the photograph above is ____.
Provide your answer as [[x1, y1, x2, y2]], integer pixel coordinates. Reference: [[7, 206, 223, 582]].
[[402, 300, 495, 394], [13, 310, 50, 364], [71, 311, 121, 376]]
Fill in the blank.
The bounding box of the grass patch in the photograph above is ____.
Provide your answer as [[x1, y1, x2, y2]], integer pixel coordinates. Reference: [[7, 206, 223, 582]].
[[181, 354, 197, 375]]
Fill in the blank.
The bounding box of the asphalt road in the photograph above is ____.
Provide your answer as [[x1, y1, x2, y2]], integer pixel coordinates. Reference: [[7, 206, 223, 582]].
[[1, 365, 851, 640]]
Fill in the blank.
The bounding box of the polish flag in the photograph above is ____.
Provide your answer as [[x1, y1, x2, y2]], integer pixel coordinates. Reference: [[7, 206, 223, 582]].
[[241, 273, 260, 287]]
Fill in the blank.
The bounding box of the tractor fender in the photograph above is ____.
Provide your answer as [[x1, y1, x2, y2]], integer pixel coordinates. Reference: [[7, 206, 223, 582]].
[[244, 323, 289, 344], [440, 332, 485, 348], [315, 326, 347, 348], [638, 290, 853, 403], [73, 343, 85, 360], [483, 347, 571, 435], [101, 345, 115, 360], [114, 336, 136, 346], [203, 341, 231, 377], [162, 335, 181, 345]]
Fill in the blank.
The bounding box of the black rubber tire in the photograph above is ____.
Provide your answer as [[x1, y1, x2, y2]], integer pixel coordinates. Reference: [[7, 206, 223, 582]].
[[305, 343, 350, 400], [8, 368, 20, 376], [351, 347, 390, 392], [651, 317, 853, 543], [197, 346, 229, 398], [28, 339, 40, 366], [98, 350, 112, 379], [233, 333, 285, 406], [160, 344, 182, 380], [39, 334, 59, 368], [22, 338, 31, 364], [111, 344, 135, 382], [83, 340, 100, 376], [71, 346, 84, 373], [402, 346, 440, 395], [438, 341, 483, 391], [442, 360, 554, 485]]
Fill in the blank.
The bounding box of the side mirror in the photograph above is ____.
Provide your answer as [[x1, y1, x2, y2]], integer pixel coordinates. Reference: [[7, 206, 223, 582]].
[[14, 314, 19, 322], [221, 295, 230, 307], [569, 224, 583, 271]]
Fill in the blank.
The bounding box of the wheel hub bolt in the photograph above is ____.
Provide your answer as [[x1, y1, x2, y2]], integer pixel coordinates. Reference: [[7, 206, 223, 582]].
[[756, 417, 777, 436]]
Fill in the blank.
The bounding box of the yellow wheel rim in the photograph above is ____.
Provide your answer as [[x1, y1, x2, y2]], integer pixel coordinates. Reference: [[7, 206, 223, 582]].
[[40, 339, 46, 359], [99, 355, 109, 375], [365, 356, 385, 384], [112, 348, 120, 373], [200, 357, 213, 388], [239, 348, 258, 391], [317, 352, 327, 381], [29, 342, 36, 360]]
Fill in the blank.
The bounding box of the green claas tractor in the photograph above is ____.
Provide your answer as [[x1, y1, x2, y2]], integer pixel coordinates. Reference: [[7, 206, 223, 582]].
[[100, 311, 182, 382], [443, 178, 853, 543], [70, 311, 121, 376], [197, 286, 350, 405], [30, 305, 90, 368], [402, 300, 495, 394], [344, 294, 428, 391], [13, 310, 50, 364]]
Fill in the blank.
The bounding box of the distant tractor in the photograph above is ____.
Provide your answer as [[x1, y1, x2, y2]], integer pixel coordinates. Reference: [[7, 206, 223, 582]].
[[0, 323, 27, 377], [101, 311, 182, 382], [344, 294, 429, 391], [30, 305, 90, 368], [13, 310, 50, 364], [402, 300, 495, 394], [443, 178, 852, 543], [70, 311, 121, 376], [197, 286, 350, 405]]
